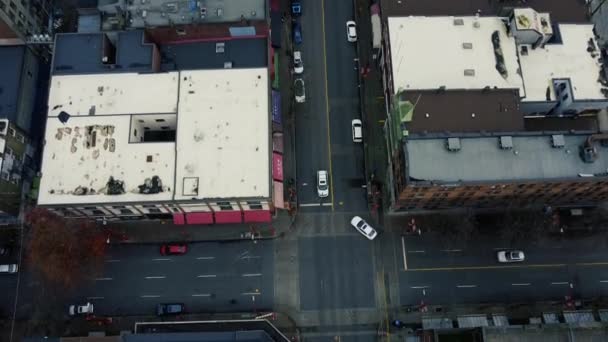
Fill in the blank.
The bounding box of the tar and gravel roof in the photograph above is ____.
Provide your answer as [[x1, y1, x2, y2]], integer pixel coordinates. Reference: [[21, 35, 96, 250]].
[[39, 69, 269, 206], [405, 134, 608, 183]]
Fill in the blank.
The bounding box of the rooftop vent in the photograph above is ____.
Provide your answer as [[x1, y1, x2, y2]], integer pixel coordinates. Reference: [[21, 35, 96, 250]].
[[462, 42, 473, 49], [224, 61, 233, 69], [551, 134, 565, 148], [215, 42, 225, 53], [464, 69, 475, 76], [453, 18, 464, 26], [499, 136, 513, 150], [446, 138, 461, 152]]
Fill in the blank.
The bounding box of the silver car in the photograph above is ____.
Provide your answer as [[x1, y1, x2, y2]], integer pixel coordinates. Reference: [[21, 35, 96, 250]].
[[497, 250, 525, 263], [317, 170, 329, 198], [350, 216, 377, 240]]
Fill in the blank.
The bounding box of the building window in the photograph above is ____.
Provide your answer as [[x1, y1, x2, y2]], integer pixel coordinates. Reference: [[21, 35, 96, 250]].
[[217, 201, 233, 210], [155, 119, 166, 122], [120, 209, 134, 215], [148, 208, 162, 214], [247, 201, 263, 210], [9, 1, 17, 11], [92, 210, 105, 216]]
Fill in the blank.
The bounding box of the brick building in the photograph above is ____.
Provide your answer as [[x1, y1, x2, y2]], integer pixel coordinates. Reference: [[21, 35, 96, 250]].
[[377, 1, 608, 211]]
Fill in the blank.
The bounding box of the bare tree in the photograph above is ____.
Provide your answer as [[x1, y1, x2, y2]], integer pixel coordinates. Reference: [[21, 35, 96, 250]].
[[26, 208, 107, 288]]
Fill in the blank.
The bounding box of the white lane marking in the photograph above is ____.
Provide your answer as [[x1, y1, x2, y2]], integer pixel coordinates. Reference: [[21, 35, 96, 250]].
[[140, 295, 161, 298], [600, 280, 608, 283], [551, 282, 570, 285], [456, 285, 477, 288], [87, 296, 104, 300], [242, 273, 262, 277], [410, 286, 429, 289], [511, 283, 531, 286], [95, 277, 112, 281], [145, 276, 166, 279], [408, 250, 425, 253], [241, 292, 262, 296], [152, 258, 171, 261], [321, 203, 332, 206], [105, 259, 120, 263], [401, 236, 408, 271], [192, 294, 212, 297], [197, 274, 217, 278], [441, 249, 462, 252], [197, 256, 216, 260]]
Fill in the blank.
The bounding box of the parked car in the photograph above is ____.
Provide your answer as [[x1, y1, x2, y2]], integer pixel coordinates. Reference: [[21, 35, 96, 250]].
[[350, 216, 378, 240], [294, 78, 306, 103], [160, 243, 188, 255], [69, 302, 94, 316], [293, 50, 304, 74], [317, 170, 329, 198], [157, 303, 185, 316], [0, 264, 18, 274], [346, 21, 357, 42], [497, 250, 525, 263], [352, 119, 362, 142], [293, 22, 303, 45]]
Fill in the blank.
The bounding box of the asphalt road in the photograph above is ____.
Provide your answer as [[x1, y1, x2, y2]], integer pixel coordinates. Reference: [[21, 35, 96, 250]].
[[299, 235, 375, 310], [397, 232, 608, 306], [64, 240, 274, 317], [295, 0, 367, 212]]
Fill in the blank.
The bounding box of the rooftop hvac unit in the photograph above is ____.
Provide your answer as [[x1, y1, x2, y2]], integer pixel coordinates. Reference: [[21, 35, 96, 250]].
[[224, 61, 233, 69], [551, 134, 565, 148], [464, 69, 475, 76], [499, 136, 513, 149], [453, 18, 464, 26], [215, 42, 225, 53], [462, 42, 473, 49], [446, 137, 461, 152]]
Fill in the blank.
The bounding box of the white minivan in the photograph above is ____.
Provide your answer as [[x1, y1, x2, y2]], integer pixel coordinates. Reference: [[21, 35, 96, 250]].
[[0, 264, 18, 274]]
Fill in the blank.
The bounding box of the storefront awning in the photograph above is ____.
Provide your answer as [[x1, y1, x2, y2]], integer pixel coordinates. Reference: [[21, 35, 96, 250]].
[[273, 181, 285, 209], [273, 132, 284, 153], [243, 210, 272, 223], [214, 210, 242, 224], [173, 213, 185, 225], [272, 152, 283, 181], [272, 90, 282, 124], [185, 212, 214, 225]]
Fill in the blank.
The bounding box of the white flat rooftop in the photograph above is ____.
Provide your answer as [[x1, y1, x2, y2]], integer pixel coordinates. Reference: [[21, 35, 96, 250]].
[[48, 72, 179, 116], [388, 16, 524, 94], [518, 24, 604, 102], [39, 69, 270, 206], [174, 69, 269, 200]]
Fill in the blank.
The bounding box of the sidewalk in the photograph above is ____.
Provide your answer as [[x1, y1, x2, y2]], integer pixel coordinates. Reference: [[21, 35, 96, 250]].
[[353, 0, 389, 218], [104, 212, 293, 244]]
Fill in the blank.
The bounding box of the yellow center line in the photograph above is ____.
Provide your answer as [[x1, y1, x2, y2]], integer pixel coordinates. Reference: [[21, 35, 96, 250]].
[[320, 0, 334, 211], [404, 263, 567, 272]]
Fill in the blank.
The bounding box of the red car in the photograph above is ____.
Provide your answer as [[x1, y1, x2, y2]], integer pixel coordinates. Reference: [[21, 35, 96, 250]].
[[160, 244, 188, 255]]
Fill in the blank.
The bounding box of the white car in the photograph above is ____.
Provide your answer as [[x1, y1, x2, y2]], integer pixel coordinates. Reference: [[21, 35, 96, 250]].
[[294, 78, 305, 103], [497, 250, 525, 263], [352, 119, 362, 142], [293, 50, 304, 74], [69, 302, 94, 316], [350, 216, 377, 240], [346, 21, 357, 42], [317, 170, 329, 198]]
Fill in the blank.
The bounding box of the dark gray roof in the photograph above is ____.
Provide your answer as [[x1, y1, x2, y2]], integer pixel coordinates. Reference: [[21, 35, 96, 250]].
[[53, 31, 154, 75], [405, 134, 608, 183], [401, 90, 525, 134], [0, 45, 25, 122], [125, 331, 274, 342], [159, 38, 267, 71]]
